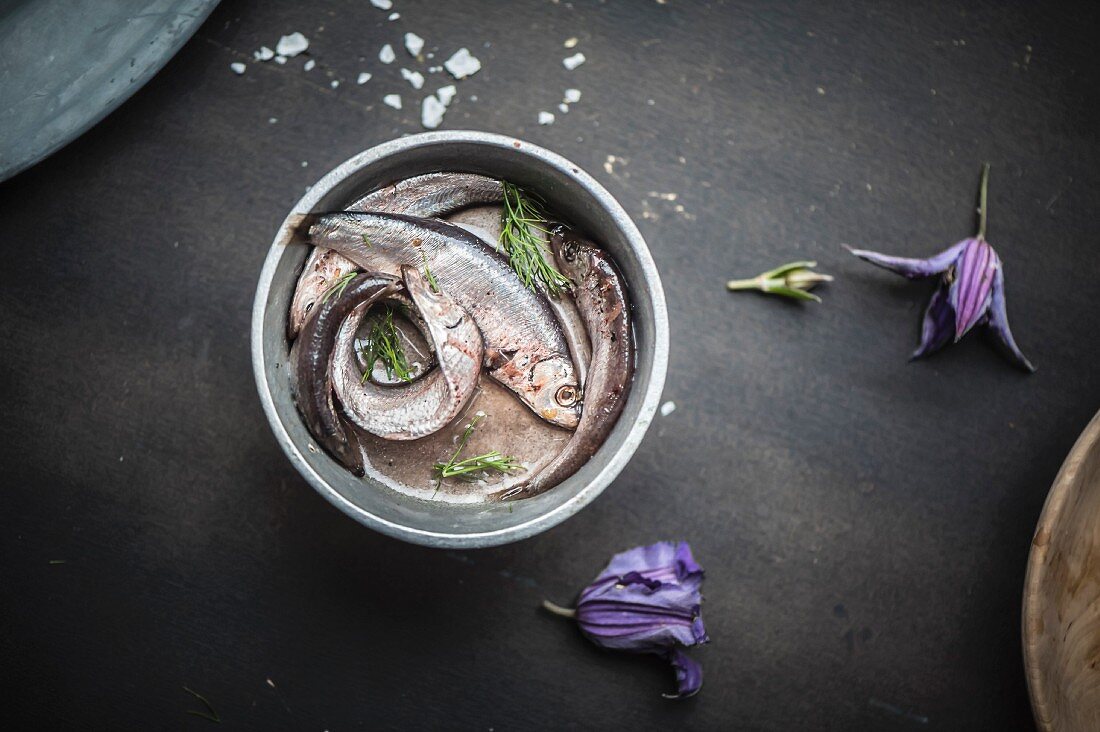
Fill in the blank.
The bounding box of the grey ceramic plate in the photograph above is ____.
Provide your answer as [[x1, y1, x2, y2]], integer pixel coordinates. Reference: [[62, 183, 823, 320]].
[[0, 0, 218, 182]]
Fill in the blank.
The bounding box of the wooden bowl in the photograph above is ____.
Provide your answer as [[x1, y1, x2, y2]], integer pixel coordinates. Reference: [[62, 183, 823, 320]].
[[1024, 410, 1100, 730]]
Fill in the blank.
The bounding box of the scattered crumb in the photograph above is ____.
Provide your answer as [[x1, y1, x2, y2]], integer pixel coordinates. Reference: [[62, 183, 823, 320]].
[[389, 12, 400, 21], [563, 52, 586, 70], [422, 95, 447, 129], [444, 48, 482, 79], [330, 79, 339, 89], [357, 71, 372, 84], [274, 55, 287, 65], [268, 117, 278, 124], [303, 58, 316, 71], [301, 161, 308, 167], [538, 111, 555, 125], [469, 94, 478, 102], [401, 68, 425, 90], [266, 678, 276, 688], [603, 154, 626, 176], [383, 93, 402, 109], [428, 65, 443, 73], [648, 191, 677, 201], [253, 46, 274, 61], [646, 98, 655, 105], [563, 88, 581, 103], [370, 0, 393, 8], [276, 32, 309, 58], [660, 401, 676, 417], [405, 32, 425, 57], [816, 85, 826, 95], [379, 43, 396, 64], [436, 84, 457, 105], [564, 37, 579, 48], [230, 62, 246, 75], [558, 103, 569, 113]]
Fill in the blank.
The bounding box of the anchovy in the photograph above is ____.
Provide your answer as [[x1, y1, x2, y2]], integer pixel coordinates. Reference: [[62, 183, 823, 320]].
[[299, 211, 582, 430], [293, 273, 402, 473], [287, 173, 503, 339], [332, 267, 483, 440], [497, 229, 634, 499]]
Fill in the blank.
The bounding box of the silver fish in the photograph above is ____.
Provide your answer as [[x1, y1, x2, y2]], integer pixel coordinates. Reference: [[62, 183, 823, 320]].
[[498, 229, 635, 499], [287, 173, 503, 340], [300, 211, 582, 430], [332, 267, 483, 440], [293, 273, 402, 474]]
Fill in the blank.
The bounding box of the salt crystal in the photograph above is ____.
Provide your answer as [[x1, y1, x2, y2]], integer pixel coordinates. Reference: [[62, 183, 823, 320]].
[[436, 84, 457, 106], [538, 111, 555, 125], [389, 12, 400, 21], [301, 161, 308, 167], [303, 58, 316, 71], [563, 88, 581, 103], [660, 401, 676, 417], [563, 52, 586, 70], [383, 93, 402, 109], [357, 72, 372, 85], [379, 43, 395, 64], [444, 48, 481, 79], [428, 66, 442, 73], [564, 37, 579, 48], [558, 103, 569, 113], [330, 80, 340, 88], [274, 55, 287, 65], [401, 68, 425, 90], [253, 46, 274, 61], [421, 95, 446, 129], [268, 117, 278, 124], [405, 32, 425, 57], [370, 0, 392, 9], [230, 62, 246, 75], [276, 32, 309, 58]]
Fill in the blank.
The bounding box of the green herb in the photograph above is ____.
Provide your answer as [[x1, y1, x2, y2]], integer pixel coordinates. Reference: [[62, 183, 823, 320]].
[[361, 233, 372, 247], [499, 182, 573, 296], [359, 307, 413, 383], [321, 271, 357, 304], [433, 415, 523, 490], [183, 686, 220, 723]]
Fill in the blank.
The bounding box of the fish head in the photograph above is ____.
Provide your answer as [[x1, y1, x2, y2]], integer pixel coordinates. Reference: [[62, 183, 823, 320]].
[[530, 356, 582, 429], [402, 266, 463, 340], [548, 227, 593, 284]]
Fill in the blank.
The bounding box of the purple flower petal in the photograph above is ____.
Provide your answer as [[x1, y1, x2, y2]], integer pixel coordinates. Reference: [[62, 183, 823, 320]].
[[948, 238, 996, 340], [986, 264, 1036, 372], [663, 649, 703, 699], [847, 239, 968, 279], [910, 282, 955, 361], [594, 541, 703, 586]]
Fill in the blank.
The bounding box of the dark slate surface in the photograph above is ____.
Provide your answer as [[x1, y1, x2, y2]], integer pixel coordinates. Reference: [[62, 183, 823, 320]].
[[2, 1, 1098, 729]]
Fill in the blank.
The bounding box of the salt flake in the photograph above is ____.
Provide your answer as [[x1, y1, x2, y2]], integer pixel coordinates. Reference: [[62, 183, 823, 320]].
[[563, 88, 581, 103], [389, 12, 400, 21], [405, 32, 425, 57], [401, 68, 425, 90], [563, 52, 586, 70], [276, 32, 309, 58], [444, 48, 481, 79], [379, 44, 396, 64], [564, 37, 579, 48], [274, 55, 287, 65], [357, 72, 372, 85], [369, 0, 392, 9], [253, 46, 274, 61], [303, 59, 316, 71], [330, 80, 340, 89], [660, 401, 676, 417], [383, 93, 402, 110], [421, 95, 447, 129], [436, 84, 457, 106], [538, 111, 555, 125], [558, 103, 569, 113], [229, 62, 246, 75]]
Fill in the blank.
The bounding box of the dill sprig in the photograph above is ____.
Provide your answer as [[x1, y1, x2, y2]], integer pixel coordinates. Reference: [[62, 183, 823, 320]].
[[359, 307, 413, 383], [321, 271, 357, 304], [499, 182, 573, 296], [433, 414, 523, 488]]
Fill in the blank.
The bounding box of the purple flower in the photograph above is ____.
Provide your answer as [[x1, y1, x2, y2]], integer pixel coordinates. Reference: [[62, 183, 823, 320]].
[[848, 164, 1034, 372], [543, 541, 709, 699]]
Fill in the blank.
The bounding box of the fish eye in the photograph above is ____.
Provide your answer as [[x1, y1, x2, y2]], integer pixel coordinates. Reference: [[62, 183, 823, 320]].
[[562, 241, 579, 262], [555, 384, 579, 407]]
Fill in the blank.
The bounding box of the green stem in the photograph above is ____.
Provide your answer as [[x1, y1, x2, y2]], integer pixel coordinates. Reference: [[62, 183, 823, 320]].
[[978, 162, 990, 239], [726, 277, 763, 291], [541, 600, 577, 618]]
